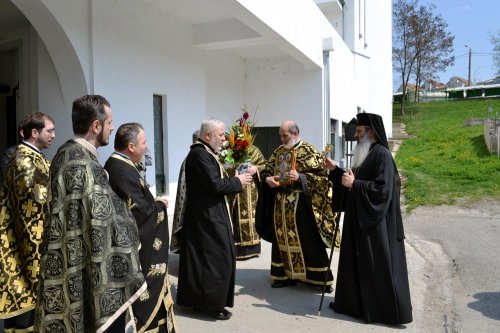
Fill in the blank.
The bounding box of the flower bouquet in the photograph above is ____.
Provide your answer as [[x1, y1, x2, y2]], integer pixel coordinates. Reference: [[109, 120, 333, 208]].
[[220, 106, 255, 173]]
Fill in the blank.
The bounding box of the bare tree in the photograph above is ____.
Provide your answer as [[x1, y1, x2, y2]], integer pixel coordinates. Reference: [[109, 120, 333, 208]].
[[393, 0, 454, 112], [393, 0, 419, 115], [491, 29, 500, 76], [412, 4, 454, 102]]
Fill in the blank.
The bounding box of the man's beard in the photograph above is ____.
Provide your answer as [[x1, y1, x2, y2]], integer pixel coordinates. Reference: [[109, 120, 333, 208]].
[[351, 132, 371, 168], [210, 137, 222, 152], [283, 138, 296, 150], [97, 128, 109, 147]]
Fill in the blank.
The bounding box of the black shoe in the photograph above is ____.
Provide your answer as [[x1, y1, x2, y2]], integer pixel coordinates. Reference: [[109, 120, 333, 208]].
[[212, 309, 232, 320], [329, 302, 335, 310], [323, 286, 334, 293], [271, 280, 297, 288]]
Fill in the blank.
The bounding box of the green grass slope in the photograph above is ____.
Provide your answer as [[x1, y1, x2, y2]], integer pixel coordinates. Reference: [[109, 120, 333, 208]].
[[394, 99, 500, 210]]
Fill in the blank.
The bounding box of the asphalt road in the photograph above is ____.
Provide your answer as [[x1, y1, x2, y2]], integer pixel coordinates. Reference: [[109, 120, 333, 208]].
[[404, 198, 500, 333]]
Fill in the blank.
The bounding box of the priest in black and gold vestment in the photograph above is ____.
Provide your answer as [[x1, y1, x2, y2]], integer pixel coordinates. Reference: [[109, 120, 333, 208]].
[[227, 144, 266, 260], [105, 123, 177, 332], [34, 95, 146, 333], [0, 112, 55, 332], [256, 120, 339, 291]]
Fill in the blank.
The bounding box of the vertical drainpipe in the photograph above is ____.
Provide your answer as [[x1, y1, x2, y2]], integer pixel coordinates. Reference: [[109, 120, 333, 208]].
[[323, 38, 334, 150], [364, 0, 367, 48], [89, 0, 94, 94], [323, 50, 330, 148]]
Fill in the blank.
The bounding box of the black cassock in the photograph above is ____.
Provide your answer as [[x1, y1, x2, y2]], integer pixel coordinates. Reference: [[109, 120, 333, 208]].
[[105, 153, 176, 332], [329, 142, 412, 325], [176, 140, 243, 311]]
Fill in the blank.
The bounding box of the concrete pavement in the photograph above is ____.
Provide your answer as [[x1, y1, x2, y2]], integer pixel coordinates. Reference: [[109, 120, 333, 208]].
[[168, 224, 431, 333]]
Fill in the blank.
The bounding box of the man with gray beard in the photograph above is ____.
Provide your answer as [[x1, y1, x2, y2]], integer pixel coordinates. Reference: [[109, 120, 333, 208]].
[[256, 120, 338, 292], [349, 125, 372, 169], [176, 118, 253, 320], [324, 113, 412, 325]]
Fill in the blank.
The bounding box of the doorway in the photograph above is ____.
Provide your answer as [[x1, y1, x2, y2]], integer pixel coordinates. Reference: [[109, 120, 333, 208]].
[[0, 49, 19, 151]]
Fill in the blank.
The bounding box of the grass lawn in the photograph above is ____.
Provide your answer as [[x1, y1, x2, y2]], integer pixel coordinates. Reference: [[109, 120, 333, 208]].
[[393, 98, 500, 211]]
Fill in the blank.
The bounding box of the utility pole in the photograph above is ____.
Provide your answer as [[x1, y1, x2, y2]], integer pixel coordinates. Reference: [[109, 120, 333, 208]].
[[465, 45, 472, 86]]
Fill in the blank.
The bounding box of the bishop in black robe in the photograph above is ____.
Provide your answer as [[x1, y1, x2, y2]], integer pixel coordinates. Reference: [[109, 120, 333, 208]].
[[327, 112, 412, 325]]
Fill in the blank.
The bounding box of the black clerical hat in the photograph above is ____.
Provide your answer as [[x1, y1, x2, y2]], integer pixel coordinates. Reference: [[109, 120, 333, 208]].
[[355, 112, 389, 149], [356, 113, 371, 127]]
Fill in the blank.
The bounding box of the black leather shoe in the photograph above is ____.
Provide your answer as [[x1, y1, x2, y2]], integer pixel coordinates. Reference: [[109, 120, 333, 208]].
[[212, 309, 232, 320], [271, 280, 297, 288], [324, 286, 334, 293], [328, 301, 335, 310]]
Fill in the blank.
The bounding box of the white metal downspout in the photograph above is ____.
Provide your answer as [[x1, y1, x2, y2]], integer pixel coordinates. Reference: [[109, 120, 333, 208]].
[[323, 50, 331, 149]]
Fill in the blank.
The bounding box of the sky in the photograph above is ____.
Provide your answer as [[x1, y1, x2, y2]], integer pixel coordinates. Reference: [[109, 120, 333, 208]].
[[393, 0, 499, 87]]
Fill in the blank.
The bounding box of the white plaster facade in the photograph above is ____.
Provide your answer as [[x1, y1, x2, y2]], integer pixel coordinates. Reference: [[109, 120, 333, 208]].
[[0, 0, 392, 214]]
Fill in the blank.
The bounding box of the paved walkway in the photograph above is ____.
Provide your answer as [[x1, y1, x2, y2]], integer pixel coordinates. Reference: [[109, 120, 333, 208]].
[[166, 122, 432, 332]]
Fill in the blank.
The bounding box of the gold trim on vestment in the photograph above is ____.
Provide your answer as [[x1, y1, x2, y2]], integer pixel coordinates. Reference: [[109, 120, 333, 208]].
[[138, 269, 177, 333], [274, 191, 307, 280], [96, 282, 147, 333], [4, 326, 34, 333]]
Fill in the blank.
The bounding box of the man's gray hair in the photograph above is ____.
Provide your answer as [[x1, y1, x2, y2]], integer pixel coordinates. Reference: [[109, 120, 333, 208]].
[[288, 122, 300, 135], [192, 130, 200, 143], [200, 118, 224, 135]]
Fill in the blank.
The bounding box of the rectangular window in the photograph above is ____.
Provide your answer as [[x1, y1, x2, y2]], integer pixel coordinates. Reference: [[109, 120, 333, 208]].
[[153, 95, 167, 195]]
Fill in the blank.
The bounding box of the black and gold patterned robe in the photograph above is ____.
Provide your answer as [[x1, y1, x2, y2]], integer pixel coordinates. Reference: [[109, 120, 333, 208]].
[[228, 145, 266, 260], [257, 140, 339, 287], [170, 158, 187, 254], [0, 143, 50, 328], [34, 139, 146, 333], [104, 153, 177, 333]]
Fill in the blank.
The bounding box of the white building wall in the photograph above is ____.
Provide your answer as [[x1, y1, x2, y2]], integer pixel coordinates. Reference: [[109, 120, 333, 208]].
[[5, 0, 393, 213], [352, 0, 393, 137], [41, 0, 92, 91], [242, 56, 324, 149], [204, 51, 245, 125], [37, 36, 67, 159], [90, 0, 210, 203], [235, 0, 326, 68], [12, 0, 89, 109]]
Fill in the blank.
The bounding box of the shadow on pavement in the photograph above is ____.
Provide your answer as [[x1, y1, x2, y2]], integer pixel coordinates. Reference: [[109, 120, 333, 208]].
[[468, 291, 500, 321]]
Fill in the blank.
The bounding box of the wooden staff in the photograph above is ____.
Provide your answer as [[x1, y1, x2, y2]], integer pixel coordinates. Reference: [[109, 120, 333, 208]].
[[317, 212, 341, 316]]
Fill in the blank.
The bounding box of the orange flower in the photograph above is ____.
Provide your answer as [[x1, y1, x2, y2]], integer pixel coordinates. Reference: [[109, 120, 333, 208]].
[[220, 105, 256, 168]]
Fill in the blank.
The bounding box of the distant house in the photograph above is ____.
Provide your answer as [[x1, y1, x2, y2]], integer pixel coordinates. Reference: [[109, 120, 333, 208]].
[[395, 83, 417, 94], [446, 75, 500, 100], [423, 79, 446, 91], [477, 76, 500, 86], [446, 76, 468, 89], [393, 83, 417, 103], [393, 81, 446, 103]]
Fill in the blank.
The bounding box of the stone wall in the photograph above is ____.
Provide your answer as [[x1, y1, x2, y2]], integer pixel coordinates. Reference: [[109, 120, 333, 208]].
[[484, 119, 499, 155]]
